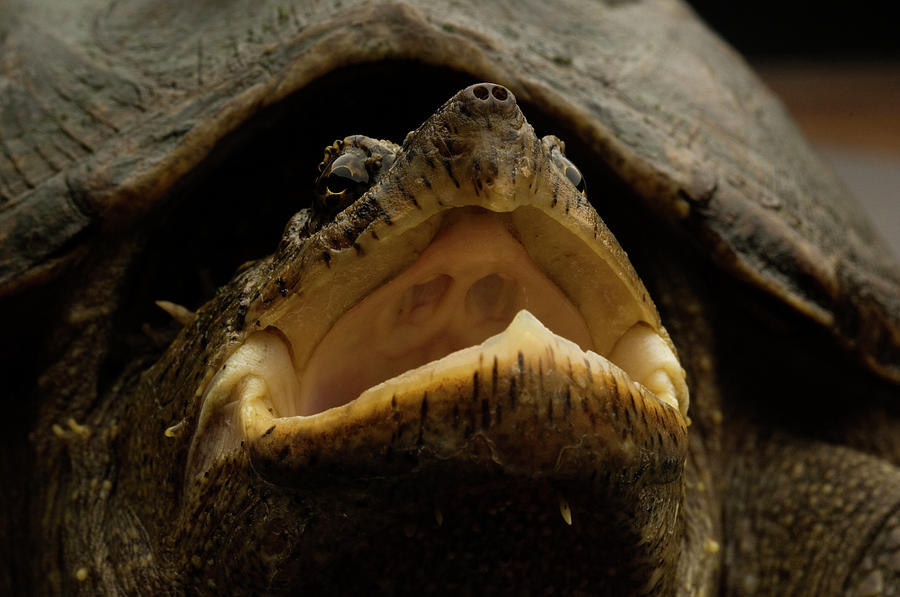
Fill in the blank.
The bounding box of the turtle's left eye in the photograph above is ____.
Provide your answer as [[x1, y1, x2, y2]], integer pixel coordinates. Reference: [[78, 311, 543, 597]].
[[557, 155, 586, 195], [544, 136, 586, 196]]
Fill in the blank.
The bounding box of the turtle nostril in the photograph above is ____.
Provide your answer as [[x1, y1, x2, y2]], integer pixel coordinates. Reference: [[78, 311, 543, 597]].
[[457, 83, 519, 119]]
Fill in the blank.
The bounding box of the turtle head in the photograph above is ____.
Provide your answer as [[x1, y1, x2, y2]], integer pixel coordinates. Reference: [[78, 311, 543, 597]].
[[160, 84, 691, 594]]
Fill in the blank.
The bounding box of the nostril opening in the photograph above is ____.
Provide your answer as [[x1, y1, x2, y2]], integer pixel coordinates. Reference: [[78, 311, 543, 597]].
[[472, 85, 490, 100], [491, 86, 508, 101]]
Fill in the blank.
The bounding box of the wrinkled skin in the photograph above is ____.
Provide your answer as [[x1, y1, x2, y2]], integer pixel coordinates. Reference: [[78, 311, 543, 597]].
[[2, 1, 900, 596]]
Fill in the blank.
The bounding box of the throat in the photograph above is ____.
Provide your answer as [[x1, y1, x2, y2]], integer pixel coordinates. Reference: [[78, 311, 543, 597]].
[[296, 211, 591, 416]]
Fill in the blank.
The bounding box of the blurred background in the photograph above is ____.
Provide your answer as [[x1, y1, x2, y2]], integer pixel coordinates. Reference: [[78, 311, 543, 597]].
[[687, 1, 900, 258]]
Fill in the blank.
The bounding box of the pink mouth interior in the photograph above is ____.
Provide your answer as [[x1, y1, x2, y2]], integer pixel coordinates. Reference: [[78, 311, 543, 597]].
[[294, 211, 593, 416]]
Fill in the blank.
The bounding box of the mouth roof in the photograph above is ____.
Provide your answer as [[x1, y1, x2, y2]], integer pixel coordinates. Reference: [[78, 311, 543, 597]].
[[295, 209, 593, 416]]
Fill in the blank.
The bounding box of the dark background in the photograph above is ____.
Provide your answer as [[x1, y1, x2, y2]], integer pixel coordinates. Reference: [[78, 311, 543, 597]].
[[686, 1, 899, 61]]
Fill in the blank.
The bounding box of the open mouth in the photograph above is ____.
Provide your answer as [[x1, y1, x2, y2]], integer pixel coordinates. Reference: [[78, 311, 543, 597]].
[[234, 207, 685, 415], [187, 83, 688, 489], [192, 206, 688, 483]]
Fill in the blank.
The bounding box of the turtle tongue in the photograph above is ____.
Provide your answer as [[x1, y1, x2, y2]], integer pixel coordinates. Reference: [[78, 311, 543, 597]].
[[294, 211, 592, 416]]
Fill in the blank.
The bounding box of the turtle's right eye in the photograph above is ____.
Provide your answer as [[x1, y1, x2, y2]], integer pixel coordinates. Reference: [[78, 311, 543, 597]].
[[315, 147, 372, 217], [324, 153, 369, 194]]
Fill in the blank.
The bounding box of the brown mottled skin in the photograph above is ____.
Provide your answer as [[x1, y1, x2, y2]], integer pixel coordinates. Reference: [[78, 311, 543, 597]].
[[2, 0, 900, 595]]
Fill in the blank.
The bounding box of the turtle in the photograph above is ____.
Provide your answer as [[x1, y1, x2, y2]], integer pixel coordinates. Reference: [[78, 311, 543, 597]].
[[2, 0, 900, 595]]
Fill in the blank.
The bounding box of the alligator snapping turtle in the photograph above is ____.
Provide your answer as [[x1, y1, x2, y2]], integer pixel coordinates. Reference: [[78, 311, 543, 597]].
[[3, 0, 900, 595]]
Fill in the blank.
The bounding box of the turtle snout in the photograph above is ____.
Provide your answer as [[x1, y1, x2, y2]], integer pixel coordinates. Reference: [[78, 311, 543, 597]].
[[460, 83, 517, 117]]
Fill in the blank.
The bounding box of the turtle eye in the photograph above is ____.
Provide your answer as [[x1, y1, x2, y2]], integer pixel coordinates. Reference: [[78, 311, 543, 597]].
[[558, 156, 586, 195], [324, 154, 369, 194], [544, 137, 587, 197], [315, 149, 371, 216]]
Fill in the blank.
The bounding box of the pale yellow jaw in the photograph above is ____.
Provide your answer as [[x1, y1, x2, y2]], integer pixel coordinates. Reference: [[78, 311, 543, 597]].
[[204, 308, 686, 445]]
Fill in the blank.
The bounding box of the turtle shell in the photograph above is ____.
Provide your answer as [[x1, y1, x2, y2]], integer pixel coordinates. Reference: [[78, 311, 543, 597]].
[[1, 0, 898, 383]]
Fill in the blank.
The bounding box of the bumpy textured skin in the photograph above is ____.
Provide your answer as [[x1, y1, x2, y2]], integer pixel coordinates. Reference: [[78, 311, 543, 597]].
[[1, 0, 899, 595]]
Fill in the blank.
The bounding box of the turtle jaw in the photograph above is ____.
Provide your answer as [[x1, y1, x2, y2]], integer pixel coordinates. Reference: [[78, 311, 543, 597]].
[[237, 309, 687, 484]]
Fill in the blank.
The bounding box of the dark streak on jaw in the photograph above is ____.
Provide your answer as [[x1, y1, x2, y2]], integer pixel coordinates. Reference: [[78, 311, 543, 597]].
[[551, 177, 560, 207], [262, 425, 276, 438], [509, 377, 517, 410], [397, 182, 420, 209], [610, 375, 622, 405], [442, 158, 460, 188], [472, 158, 482, 196], [472, 371, 480, 402], [321, 251, 331, 267], [492, 356, 499, 396], [538, 359, 544, 396], [418, 392, 429, 445]]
